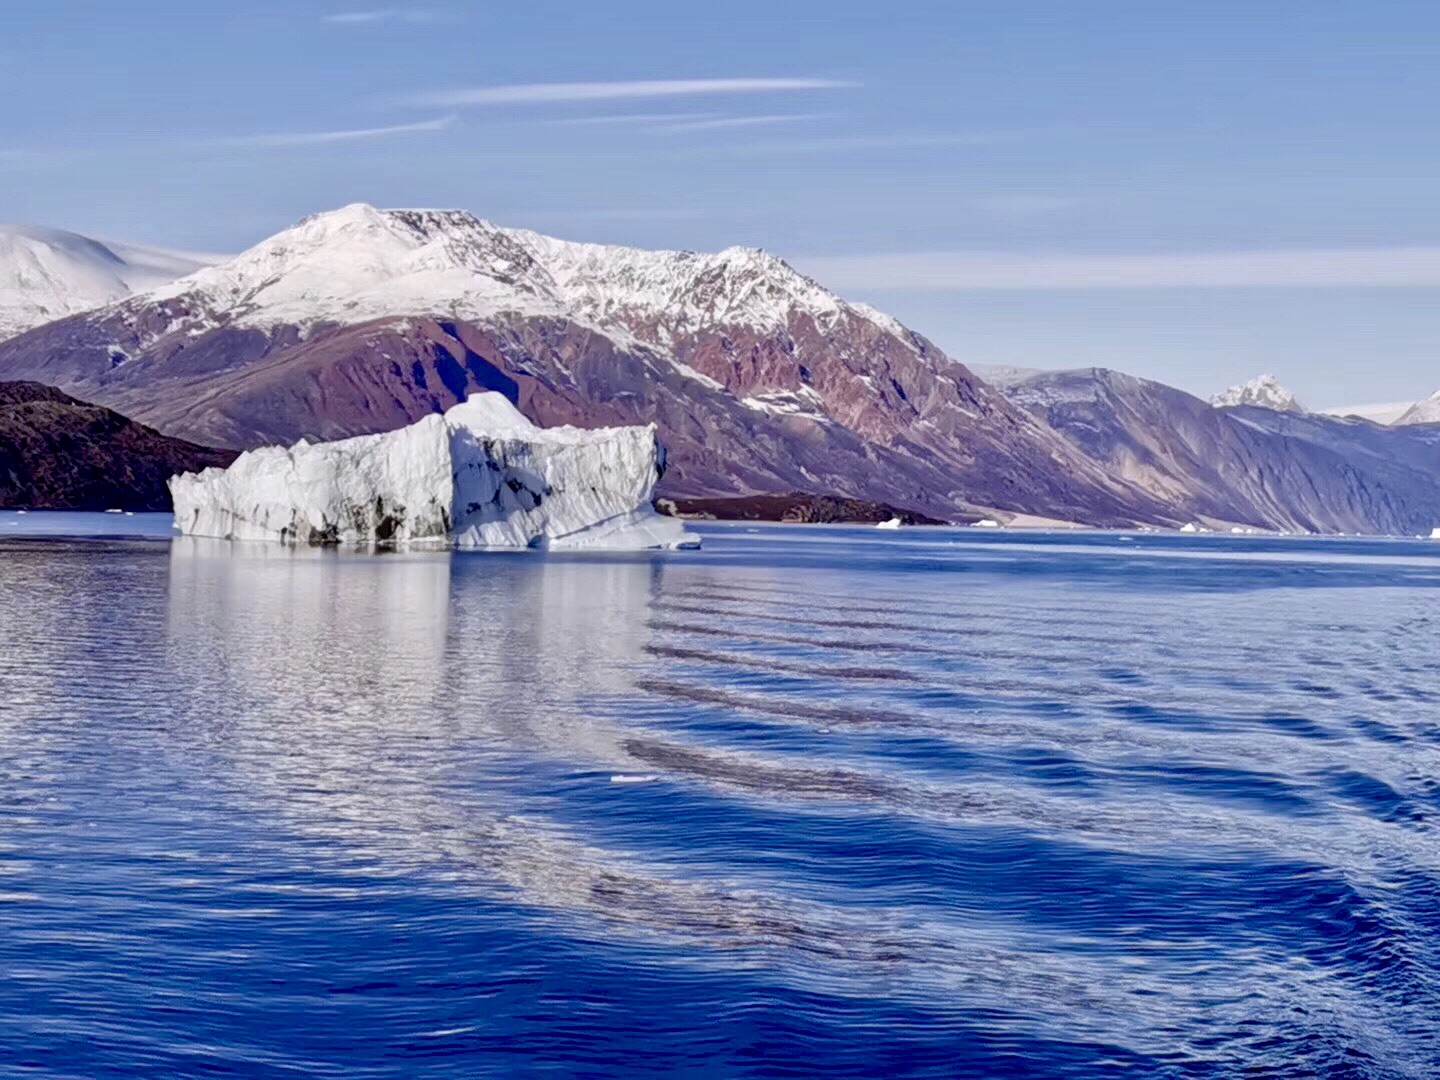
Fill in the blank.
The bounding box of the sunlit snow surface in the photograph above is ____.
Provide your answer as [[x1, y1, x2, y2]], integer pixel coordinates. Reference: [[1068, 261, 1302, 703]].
[[1, 520, 1438, 1077]]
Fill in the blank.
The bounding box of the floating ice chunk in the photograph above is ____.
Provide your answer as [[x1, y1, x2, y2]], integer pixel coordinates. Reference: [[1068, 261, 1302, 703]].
[[875, 516, 903, 530], [1179, 522, 1200, 533], [609, 774, 660, 784], [972, 518, 1002, 529], [169, 393, 699, 551], [1430, 527, 1440, 540]]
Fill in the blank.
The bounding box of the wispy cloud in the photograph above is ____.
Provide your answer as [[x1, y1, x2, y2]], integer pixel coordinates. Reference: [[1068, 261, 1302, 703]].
[[205, 115, 454, 148], [402, 78, 855, 108], [324, 8, 435, 24], [796, 247, 1440, 290], [713, 132, 1015, 156], [660, 113, 826, 132], [540, 112, 723, 127], [542, 111, 827, 133]]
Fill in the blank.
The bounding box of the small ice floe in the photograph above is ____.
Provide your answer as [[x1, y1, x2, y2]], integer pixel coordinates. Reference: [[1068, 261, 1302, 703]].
[[1430, 527, 1440, 540], [1179, 522, 1202, 533], [875, 516, 903, 530], [971, 518, 1001, 529], [609, 774, 660, 784], [105, 508, 123, 514]]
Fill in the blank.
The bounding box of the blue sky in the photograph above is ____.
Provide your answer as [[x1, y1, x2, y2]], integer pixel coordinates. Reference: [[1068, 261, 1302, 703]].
[[4, 0, 1439, 406]]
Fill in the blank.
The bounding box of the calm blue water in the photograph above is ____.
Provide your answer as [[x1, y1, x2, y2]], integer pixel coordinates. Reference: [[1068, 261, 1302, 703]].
[[1, 514, 1438, 1078]]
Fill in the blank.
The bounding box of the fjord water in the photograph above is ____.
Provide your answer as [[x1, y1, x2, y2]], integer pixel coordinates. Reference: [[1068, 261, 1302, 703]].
[[1, 520, 1438, 1078]]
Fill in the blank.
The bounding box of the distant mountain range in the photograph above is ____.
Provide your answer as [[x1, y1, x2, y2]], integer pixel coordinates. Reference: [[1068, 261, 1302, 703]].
[[0, 204, 1437, 533], [1002, 368, 1440, 535]]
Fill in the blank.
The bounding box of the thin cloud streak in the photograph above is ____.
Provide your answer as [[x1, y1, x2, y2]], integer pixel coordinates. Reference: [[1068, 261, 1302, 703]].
[[206, 116, 454, 148], [713, 132, 1016, 156], [796, 247, 1440, 290], [324, 9, 435, 24], [403, 78, 855, 108], [661, 113, 826, 132], [540, 112, 723, 126]]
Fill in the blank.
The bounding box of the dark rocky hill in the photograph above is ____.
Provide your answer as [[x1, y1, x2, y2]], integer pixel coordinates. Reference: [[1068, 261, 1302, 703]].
[[0, 382, 235, 510]]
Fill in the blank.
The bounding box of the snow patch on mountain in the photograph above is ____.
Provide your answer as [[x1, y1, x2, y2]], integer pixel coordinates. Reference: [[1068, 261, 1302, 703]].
[[1211, 374, 1305, 413], [169, 392, 696, 550], [125, 204, 908, 367], [1395, 390, 1440, 426], [0, 224, 210, 340], [742, 386, 828, 417]]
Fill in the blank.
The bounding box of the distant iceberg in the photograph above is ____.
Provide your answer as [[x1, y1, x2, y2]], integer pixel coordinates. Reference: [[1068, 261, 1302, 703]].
[[875, 516, 903, 530], [169, 394, 698, 550]]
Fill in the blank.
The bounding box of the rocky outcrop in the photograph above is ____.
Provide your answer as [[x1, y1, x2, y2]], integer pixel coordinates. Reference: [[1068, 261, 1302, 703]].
[[661, 493, 947, 525], [0, 381, 235, 510]]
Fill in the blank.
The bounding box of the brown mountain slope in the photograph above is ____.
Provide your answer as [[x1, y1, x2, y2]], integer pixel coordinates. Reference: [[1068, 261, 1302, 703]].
[[0, 381, 235, 510]]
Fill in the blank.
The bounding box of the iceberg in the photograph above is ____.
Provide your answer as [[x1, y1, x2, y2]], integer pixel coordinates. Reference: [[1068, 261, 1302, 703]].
[[169, 393, 698, 550]]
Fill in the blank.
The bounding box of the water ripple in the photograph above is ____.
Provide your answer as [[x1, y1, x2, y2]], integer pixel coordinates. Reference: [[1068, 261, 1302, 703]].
[[0, 522, 1437, 1077]]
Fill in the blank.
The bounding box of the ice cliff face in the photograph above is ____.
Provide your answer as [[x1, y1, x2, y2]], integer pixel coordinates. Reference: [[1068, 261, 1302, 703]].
[[1211, 374, 1305, 413], [169, 392, 696, 550]]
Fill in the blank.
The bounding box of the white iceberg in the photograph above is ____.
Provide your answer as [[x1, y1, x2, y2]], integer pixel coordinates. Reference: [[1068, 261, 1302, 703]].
[[875, 516, 903, 530], [1430, 527, 1440, 540], [169, 393, 698, 551]]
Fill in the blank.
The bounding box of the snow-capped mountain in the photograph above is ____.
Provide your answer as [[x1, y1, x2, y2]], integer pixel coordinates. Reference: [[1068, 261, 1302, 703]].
[[1394, 390, 1440, 426], [0, 224, 210, 341], [1210, 374, 1306, 413], [129, 203, 875, 344], [0, 203, 1157, 527], [1319, 401, 1414, 425]]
